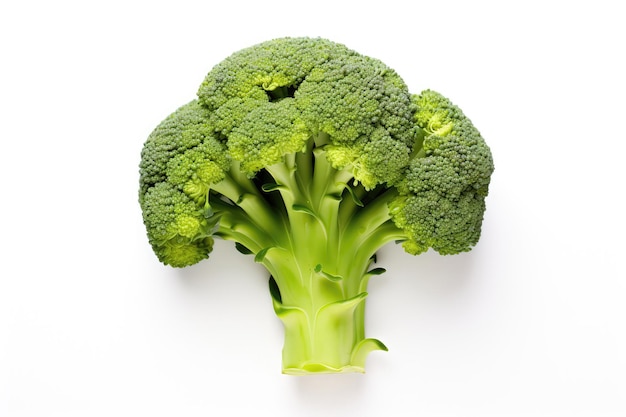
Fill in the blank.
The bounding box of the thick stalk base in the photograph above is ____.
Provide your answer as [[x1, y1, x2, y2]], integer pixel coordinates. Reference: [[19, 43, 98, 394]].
[[271, 287, 387, 375]]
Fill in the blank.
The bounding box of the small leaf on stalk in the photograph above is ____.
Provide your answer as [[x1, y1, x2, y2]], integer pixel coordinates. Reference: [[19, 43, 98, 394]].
[[235, 242, 253, 255], [254, 247, 272, 263]]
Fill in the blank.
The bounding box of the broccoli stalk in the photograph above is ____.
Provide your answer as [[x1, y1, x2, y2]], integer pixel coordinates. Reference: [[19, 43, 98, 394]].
[[214, 135, 401, 373], [139, 37, 494, 374]]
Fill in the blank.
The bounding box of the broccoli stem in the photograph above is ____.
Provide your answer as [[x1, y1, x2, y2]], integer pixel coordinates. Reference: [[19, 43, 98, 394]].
[[212, 140, 401, 373], [261, 199, 389, 374]]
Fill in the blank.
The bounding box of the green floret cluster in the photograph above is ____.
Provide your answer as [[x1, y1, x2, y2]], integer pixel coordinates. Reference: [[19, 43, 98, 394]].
[[138, 37, 494, 374], [139, 101, 227, 267], [390, 90, 494, 255]]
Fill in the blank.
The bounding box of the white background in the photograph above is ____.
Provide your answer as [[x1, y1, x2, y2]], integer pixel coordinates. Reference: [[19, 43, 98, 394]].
[[1, 1, 625, 416]]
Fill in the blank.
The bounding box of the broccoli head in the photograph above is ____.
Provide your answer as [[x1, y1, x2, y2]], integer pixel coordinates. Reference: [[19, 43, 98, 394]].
[[139, 37, 494, 374]]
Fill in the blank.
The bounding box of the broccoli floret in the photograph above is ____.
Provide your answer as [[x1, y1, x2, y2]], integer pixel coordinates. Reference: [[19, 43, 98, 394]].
[[389, 90, 494, 255], [139, 37, 494, 374]]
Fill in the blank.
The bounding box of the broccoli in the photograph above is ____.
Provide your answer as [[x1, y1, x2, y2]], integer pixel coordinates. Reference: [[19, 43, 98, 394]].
[[139, 37, 494, 374]]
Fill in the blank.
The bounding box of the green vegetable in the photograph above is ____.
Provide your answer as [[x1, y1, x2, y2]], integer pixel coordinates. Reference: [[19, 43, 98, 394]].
[[139, 37, 494, 374]]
